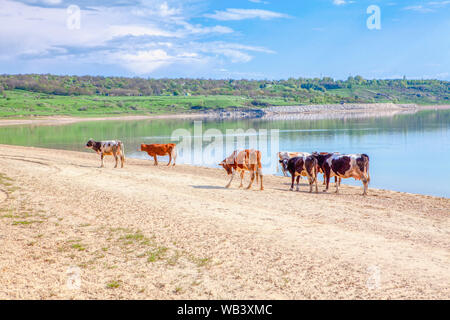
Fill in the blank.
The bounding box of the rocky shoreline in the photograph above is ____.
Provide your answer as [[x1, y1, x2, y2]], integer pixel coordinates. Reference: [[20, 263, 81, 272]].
[[203, 103, 435, 119], [0, 103, 448, 126]]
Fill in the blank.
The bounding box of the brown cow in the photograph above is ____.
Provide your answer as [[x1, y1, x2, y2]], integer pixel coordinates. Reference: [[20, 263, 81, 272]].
[[138, 143, 177, 166], [219, 149, 264, 190]]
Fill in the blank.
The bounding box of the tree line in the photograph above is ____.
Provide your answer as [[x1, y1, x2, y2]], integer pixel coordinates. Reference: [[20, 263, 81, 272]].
[[0, 74, 448, 104]]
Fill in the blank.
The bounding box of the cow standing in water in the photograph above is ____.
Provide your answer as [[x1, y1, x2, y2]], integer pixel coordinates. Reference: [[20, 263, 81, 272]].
[[280, 155, 319, 193], [312, 152, 370, 195], [219, 149, 264, 190], [85, 139, 125, 168]]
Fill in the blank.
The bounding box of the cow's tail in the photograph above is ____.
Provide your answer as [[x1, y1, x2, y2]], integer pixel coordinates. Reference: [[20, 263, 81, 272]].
[[171, 145, 177, 165], [120, 141, 125, 163], [313, 158, 318, 182], [362, 154, 370, 183], [276, 152, 280, 174], [256, 151, 262, 183]]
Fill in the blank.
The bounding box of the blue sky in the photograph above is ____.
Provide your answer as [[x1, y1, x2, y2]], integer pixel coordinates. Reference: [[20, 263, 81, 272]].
[[0, 0, 449, 79]]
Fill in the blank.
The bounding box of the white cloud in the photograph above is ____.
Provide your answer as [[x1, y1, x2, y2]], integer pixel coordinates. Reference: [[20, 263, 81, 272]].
[[115, 49, 173, 74], [108, 25, 177, 38], [0, 0, 276, 75], [197, 42, 275, 63], [333, 0, 346, 5], [204, 8, 289, 21], [403, 5, 434, 13], [404, 1, 450, 12]]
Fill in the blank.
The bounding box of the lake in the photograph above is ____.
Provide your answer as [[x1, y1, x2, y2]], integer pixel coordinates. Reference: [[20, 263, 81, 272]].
[[0, 109, 449, 198]]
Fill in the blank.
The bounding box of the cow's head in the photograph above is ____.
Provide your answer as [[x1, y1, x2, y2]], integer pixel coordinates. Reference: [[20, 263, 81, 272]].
[[85, 139, 95, 149], [278, 158, 289, 172], [138, 144, 146, 152], [218, 160, 233, 175]]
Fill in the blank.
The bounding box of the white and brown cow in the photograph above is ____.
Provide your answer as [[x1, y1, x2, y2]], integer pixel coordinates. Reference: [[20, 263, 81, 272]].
[[85, 139, 125, 168], [219, 149, 264, 190], [277, 151, 311, 177], [312, 152, 370, 195], [281, 155, 319, 193]]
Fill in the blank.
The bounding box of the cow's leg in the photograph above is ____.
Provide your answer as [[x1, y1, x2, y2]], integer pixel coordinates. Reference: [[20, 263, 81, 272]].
[[323, 168, 330, 192], [113, 150, 118, 168], [335, 177, 340, 193], [153, 155, 158, 166], [225, 171, 235, 188], [167, 153, 172, 166], [239, 171, 244, 188], [259, 169, 264, 191], [296, 175, 300, 191], [290, 173, 295, 191], [308, 175, 313, 193], [362, 177, 369, 196], [172, 148, 177, 166], [120, 152, 125, 168], [100, 153, 105, 168], [246, 171, 255, 190]]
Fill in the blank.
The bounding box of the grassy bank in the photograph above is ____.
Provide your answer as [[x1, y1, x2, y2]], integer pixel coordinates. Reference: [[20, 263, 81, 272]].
[[0, 90, 295, 117]]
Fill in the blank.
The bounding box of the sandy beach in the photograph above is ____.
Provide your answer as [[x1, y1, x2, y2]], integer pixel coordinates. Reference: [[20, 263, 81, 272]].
[[0, 144, 449, 299]]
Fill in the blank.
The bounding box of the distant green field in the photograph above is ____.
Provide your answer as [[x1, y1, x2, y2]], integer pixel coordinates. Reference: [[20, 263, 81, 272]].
[[0, 90, 298, 117]]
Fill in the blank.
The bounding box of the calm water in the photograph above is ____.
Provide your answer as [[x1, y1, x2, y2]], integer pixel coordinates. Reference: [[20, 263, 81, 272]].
[[0, 110, 449, 197]]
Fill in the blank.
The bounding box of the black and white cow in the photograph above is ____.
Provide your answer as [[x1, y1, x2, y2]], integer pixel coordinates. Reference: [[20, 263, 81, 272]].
[[277, 151, 311, 177], [85, 139, 125, 168], [281, 155, 318, 193], [312, 152, 370, 195]]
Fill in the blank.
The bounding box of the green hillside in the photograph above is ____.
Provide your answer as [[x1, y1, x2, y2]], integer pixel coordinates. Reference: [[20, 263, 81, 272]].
[[0, 74, 448, 117]]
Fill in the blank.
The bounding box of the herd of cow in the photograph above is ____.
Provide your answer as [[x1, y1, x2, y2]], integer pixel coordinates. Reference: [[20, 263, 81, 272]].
[[85, 139, 371, 196]]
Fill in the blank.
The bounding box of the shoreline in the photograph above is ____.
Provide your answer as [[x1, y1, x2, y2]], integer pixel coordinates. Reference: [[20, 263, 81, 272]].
[[0, 144, 449, 299], [1, 143, 448, 199], [0, 103, 449, 127]]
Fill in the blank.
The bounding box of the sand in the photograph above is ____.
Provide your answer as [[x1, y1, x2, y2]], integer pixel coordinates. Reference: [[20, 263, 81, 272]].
[[0, 144, 449, 299]]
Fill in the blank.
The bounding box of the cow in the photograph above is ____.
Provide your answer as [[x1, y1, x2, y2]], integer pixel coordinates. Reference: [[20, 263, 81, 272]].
[[85, 139, 125, 168], [277, 151, 311, 177], [219, 149, 264, 190], [281, 155, 318, 193], [278, 151, 336, 185], [312, 152, 370, 195], [138, 143, 177, 166]]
